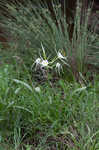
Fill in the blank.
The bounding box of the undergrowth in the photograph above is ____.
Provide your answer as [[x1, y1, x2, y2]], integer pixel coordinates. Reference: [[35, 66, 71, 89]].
[[0, 62, 99, 150]]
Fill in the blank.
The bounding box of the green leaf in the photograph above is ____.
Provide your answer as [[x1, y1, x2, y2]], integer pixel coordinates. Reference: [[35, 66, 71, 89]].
[[13, 79, 33, 92]]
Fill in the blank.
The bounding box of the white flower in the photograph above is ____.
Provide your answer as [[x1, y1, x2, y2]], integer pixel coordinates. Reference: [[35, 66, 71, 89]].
[[35, 58, 42, 65], [56, 62, 63, 75], [56, 62, 62, 74], [57, 52, 66, 60], [35, 87, 41, 93], [31, 58, 42, 70], [41, 60, 49, 67], [32, 58, 49, 70], [56, 62, 61, 69]]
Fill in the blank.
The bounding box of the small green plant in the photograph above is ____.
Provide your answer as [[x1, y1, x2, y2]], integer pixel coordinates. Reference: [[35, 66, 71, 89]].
[[32, 43, 69, 76]]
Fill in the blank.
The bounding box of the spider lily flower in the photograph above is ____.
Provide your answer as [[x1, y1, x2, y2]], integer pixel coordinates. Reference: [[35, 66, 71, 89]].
[[56, 62, 61, 69], [57, 52, 67, 60], [33, 58, 49, 69], [41, 60, 49, 67], [32, 44, 49, 69], [35, 58, 42, 65], [31, 58, 42, 70], [57, 52, 70, 67], [56, 62, 62, 74]]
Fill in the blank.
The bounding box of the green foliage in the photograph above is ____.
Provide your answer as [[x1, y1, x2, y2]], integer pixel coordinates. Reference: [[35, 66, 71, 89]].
[[0, 64, 99, 149]]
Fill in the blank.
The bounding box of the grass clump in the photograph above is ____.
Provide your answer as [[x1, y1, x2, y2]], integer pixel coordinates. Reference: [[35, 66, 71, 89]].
[[0, 0, 99, 79]]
